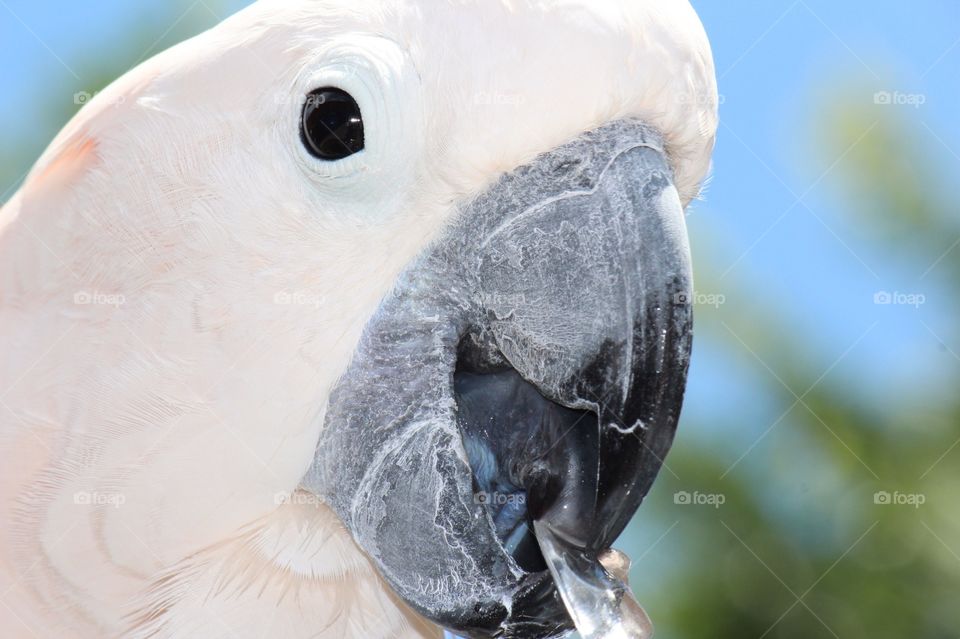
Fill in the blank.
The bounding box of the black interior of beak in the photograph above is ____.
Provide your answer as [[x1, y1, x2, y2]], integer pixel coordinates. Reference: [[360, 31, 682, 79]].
[[454, 333, 599, 575]]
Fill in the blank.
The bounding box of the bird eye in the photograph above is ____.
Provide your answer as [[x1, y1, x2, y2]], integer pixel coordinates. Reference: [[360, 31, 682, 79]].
[[300, 88, 364, 161]]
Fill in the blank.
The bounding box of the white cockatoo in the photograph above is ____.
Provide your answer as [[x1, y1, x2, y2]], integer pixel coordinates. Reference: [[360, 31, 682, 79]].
[[0, 1, 717, 637]]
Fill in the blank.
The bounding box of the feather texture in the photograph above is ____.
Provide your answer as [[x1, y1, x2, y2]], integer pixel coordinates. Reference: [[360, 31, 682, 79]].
[[0, 1, 716, 636]]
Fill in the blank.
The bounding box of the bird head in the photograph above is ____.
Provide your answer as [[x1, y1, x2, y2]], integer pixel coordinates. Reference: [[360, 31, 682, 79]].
[[26, 1, 716, 636]]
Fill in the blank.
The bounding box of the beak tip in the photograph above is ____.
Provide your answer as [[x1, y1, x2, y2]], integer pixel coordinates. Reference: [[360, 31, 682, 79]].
[[598, 548, 632, 585], [534, 520, 655, 639]]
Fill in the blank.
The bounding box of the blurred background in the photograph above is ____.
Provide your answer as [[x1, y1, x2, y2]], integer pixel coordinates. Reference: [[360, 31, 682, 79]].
[[1, 1, 957, 637]]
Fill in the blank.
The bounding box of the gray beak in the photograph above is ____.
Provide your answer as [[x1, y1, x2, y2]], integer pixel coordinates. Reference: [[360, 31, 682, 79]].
[[301, 119, 693, 638]]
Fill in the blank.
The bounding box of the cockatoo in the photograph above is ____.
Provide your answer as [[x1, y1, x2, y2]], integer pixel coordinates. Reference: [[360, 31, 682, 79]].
[[0, 0, 717, 637]]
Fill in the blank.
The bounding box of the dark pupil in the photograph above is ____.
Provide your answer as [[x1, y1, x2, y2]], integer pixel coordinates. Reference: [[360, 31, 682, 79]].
[[301, 88, 364, 160]]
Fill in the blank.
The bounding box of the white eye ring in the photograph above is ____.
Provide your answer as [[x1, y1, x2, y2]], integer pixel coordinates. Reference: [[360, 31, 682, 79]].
[[290, 35, 421, 190], [293, 62, 380, 179]]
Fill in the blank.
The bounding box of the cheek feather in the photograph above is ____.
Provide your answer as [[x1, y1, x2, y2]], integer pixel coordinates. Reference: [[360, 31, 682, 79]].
[[27, 135, 100, 197]]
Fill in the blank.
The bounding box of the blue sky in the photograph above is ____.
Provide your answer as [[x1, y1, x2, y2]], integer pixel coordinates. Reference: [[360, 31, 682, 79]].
[[689, 0, 960, 424]]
